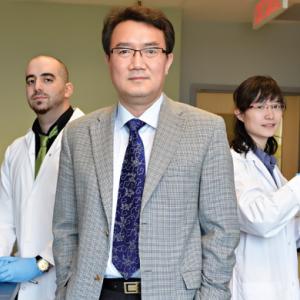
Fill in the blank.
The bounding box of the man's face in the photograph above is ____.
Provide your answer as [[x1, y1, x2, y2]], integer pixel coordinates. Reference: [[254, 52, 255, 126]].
[[107, 20, 173, 110], [25, 56, 72, 116]]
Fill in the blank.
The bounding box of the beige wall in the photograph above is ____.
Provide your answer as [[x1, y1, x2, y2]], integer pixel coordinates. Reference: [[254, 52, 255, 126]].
[[180, 16, 300, 175], [180, 18, 300, 103], [0, 2, 182, 160]]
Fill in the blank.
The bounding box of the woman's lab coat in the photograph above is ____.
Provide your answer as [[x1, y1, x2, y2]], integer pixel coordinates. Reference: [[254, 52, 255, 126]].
[[0, 108, 84, 300], [231, 149, 300, 300]]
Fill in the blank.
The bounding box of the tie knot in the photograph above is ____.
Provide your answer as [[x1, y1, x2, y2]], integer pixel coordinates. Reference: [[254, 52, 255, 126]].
[[126, 119, 145, 133], [38, 125, 58, 148]]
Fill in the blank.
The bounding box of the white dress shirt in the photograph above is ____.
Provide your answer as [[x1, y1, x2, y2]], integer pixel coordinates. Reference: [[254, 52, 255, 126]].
[[105, 95, 163, 278]]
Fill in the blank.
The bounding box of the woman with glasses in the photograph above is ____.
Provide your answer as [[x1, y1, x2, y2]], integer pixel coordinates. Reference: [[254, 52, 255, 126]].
[[230, 75, 300, 300]]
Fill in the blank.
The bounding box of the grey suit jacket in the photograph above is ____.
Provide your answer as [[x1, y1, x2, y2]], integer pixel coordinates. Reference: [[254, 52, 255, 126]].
[[53, 97, 239, 300]]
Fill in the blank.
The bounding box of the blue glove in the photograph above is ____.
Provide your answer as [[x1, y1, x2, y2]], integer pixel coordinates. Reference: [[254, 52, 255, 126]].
[[0, 258, 9, 268], [0, 256, 43, 283]]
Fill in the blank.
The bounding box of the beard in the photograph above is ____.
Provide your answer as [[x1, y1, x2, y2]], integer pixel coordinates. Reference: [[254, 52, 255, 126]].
[[31, 107, 50, 115], [28, 92, 51, 115], [29, 99, 51, 115]]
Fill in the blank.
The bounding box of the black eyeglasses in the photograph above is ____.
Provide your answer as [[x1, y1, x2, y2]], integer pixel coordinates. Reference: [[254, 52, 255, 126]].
[[110, 47, 167, 59]]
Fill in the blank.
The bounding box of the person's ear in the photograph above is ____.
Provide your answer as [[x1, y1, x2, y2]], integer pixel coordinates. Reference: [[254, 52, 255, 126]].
[[164, 53, 174, 75], [234, 108, 244, 122], [64, 82, 74, 98]]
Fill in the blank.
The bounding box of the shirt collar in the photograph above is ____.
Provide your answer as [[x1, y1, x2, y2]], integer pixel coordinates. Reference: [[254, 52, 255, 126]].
[[32, 106, 74, 135], [116, 94, 164, 130], [254, 147, 277, 172]]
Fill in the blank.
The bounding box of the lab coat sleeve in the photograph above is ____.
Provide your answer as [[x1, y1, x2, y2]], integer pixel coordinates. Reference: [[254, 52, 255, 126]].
[[294, 181, 300, 246], [233, 155, 300, 238], [39, 240, 54, 266], [0, 146, 17, 256], [295, 215, 300, 247]]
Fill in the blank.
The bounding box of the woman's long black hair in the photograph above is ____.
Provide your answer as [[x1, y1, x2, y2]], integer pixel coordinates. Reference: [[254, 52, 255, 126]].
[[230, 75, 285, 155]]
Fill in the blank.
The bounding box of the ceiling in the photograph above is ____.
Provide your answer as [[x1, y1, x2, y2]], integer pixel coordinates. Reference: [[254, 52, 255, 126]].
[[14, 0, 300, 22]]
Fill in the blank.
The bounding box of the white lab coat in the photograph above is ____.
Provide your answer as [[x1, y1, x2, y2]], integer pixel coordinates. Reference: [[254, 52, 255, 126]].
[[0, 108, 84, 300], [230, 149, 300, 300]]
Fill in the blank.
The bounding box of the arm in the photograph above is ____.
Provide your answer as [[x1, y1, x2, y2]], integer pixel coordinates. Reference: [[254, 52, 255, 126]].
[[39, 240, 54, 266], [0, 146, 45, 282], [0, 146, 16, 256], [198, 118, 240, 299], [52, 127, 78, 298], [233, 157, 300, 238], [295, 215, 300, 248]]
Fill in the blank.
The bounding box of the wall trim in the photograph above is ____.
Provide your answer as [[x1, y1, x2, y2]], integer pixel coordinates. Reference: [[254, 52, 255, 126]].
[[189, 83, 300, 107]]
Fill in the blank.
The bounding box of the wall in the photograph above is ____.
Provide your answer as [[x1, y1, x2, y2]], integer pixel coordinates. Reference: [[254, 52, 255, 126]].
[[180, 18, 300, 103], [0, 2, 182, 160], [180, 17, 300, 175]]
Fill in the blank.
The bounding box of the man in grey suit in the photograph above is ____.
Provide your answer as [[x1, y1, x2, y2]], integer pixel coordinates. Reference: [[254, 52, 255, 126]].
[[53, 5, 239, 300]]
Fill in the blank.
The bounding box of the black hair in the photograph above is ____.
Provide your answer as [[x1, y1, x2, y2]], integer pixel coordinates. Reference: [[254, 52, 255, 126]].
[[102, 5, 175, 56]]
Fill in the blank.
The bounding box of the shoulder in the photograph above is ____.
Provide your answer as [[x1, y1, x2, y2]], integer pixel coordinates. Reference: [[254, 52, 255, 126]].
[[230, 148, 256, 175], [3, 131, 32, 161], [70, 107, 85, 120], [165, 98, 224, 127], [230, 148, 249, 162], [65, 106, 114, 133]]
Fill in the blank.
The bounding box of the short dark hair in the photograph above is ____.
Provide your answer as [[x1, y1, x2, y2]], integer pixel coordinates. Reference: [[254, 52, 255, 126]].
[[102, 5, 175, 56], [230, 75, 285, 155]]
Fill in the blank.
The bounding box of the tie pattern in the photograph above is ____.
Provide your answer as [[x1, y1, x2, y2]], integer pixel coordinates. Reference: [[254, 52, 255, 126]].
[[35, 125, 58, 177], [112, 119, 146, 279]]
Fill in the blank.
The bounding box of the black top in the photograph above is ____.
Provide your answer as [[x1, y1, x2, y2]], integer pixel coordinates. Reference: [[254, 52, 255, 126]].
[[32, 106, 74, 158]]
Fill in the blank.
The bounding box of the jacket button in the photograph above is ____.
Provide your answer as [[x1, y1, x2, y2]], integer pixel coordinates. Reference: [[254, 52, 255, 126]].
[[94, 274, 102, 281]]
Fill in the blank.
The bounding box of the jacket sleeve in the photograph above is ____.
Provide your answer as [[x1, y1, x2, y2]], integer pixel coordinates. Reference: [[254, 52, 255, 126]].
[[232, 154, 300, 238], [0, 145, 16, 256], [198, 118, 240, 300], [52, 126, 78, 296]]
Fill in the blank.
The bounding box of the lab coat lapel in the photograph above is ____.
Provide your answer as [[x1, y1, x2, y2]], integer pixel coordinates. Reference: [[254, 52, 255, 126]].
[[248, 150, 279, 189], [24, 130, 36, 183]]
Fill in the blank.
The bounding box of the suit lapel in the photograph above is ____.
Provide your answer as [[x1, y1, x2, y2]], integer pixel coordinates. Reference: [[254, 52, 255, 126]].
[[141, 98, 184, 211], [90, 107, 116, 228]]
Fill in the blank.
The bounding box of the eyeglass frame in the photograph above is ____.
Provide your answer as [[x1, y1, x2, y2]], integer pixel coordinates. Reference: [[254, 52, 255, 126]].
[[248, 102, 286, 112], [109, 47, 168, 59]]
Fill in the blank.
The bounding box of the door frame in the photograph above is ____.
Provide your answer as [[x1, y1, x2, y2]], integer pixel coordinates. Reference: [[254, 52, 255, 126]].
[[190, 83, 300, 178], [189, 83, 300, 106]]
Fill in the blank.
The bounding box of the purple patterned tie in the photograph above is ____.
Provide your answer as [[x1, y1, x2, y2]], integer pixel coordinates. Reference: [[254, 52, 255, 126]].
[[112, 119, 146, 279]]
